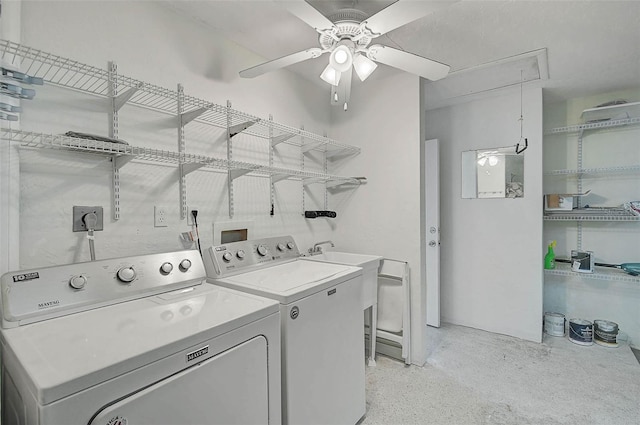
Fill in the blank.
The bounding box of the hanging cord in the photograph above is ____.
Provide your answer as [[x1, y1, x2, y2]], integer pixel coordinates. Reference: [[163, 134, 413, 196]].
[[82, 212, 98, 261], [516, 69, 528, 154], [191, 210, 202, 258]]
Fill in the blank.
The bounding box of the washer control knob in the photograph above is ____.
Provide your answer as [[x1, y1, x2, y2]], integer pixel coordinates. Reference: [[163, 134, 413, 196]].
[[277, 243, 286, 252], [236, 250, 245, 259], [69, 275, 87, 290], [117, 266, 136, 283], [222, 252, 233, 262], [160, 262, 173, 275], [257, 245, 268, 257], [287, 242, 295, 250], [179, 259, 192, 272]]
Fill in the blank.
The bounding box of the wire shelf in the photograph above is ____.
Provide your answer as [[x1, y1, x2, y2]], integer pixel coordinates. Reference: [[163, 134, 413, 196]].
[[545, 116, 640, 135], [545, 164, 640, 176], [2, 128, 363, 185], [543, 208, 640, 221], [0, 39, 360, 155], [545, 263, 640, 283]]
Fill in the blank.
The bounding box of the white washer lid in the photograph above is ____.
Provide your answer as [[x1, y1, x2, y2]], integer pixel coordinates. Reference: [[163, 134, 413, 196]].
[[215, 260, 362, 304], [0, 284, 279, 405]]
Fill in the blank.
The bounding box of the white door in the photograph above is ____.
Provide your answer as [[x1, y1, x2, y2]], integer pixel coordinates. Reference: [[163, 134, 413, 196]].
[[424, 139, 441, 327]]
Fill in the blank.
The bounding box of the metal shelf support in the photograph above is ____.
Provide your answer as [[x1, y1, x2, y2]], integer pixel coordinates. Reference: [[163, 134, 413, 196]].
[[180, 105, 210, 126], [108, 61, 122, 220], [114, 83, 143, 112], [229, 119, 260, 138]]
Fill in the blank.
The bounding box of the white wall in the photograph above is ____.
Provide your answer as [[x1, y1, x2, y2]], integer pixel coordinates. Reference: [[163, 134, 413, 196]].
[[9, 1, 340, 270], [0, 0, 22, 275], [543, 89, 640, 347], [425, 86, 544, 343], [329, 72, 427, 364]]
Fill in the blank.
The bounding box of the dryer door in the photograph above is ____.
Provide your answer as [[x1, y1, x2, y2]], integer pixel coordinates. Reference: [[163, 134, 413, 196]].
[[89, 336, 269, 425]]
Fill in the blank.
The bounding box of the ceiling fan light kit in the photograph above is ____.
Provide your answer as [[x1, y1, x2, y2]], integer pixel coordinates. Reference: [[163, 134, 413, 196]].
[[320, 63, 341, 86], [352, 53, 377, 82], [240, 0, 453, 108]]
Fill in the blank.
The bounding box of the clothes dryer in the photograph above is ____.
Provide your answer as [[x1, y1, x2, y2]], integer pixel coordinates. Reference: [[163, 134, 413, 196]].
[[1, 250, 281, 424], [204, 236, 365, 425]]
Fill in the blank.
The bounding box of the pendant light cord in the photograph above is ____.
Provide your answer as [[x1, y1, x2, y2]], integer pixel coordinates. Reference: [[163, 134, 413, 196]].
[[515, 69, 528, 154]]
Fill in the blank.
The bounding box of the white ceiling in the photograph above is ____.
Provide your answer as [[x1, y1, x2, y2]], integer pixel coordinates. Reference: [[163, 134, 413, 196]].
[[164, 0, 640, 105]]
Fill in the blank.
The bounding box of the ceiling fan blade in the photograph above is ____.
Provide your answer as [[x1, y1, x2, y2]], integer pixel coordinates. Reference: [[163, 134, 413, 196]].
[[367, 45, 450, 81], [363, 0, 456, 36], [240, 48, 325, 78], [275, 0, 336, 33], [331, 67, 352, 108]]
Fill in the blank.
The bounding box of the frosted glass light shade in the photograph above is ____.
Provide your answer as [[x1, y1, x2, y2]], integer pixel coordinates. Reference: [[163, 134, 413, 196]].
[[353, 54, 378, 81], [320, 64, 341, 86], [329, 46, 353, 72]]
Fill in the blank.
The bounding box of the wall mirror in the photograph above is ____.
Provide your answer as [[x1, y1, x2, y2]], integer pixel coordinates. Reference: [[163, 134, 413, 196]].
[[462, 146, 524, 199]]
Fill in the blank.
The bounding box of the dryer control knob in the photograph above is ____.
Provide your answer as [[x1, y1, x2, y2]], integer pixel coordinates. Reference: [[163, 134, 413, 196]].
[[117, 266, 136, 283], [222, 252, 233, 262], [160, 262, 173, 275], [69, 275, 87, 290], [287, 242, 295, 250], [277, 243, 286, 252], [236, 250, 245, 259], [179, 259, 192, 272], [257, 245, 268, 256]]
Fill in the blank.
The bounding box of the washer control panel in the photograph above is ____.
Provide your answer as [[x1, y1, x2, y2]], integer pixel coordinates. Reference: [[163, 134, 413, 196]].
[[0, 250, 205, 328], [204, 235, 300, 278]]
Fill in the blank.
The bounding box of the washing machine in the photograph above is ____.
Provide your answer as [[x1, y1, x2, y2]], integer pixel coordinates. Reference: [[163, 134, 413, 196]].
[[204, 236, 365, 425], [0, 249, 281, 425]]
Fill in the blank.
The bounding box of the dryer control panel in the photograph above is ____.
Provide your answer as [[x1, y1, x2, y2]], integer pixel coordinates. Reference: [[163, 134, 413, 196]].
[[204, 235, 300, 278], [0, 250, 205, 328]]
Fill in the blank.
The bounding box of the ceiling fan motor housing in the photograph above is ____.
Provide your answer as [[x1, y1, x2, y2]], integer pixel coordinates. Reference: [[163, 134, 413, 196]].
[[319, 9, 374, 52]]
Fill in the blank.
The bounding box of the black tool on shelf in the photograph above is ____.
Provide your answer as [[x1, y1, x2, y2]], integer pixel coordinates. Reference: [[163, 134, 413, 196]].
[[305, 210, 337, 219]]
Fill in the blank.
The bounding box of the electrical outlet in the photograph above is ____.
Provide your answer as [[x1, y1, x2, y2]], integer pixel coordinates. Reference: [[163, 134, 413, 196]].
[[187, 206, 199, 226], [72, 206, 104, 232], [154, 206, 168, 227]]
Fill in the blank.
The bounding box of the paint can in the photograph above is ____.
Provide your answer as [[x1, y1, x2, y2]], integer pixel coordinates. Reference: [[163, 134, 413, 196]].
[[568, 319, 593, 346], [544, 312, 565, 337], [593, 320, 619, 347]]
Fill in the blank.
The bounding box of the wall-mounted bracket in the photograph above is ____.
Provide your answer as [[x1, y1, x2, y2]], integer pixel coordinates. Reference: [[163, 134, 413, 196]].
[[271, 174, 289, 184], [180, 162, 205, 177], [303, 177, 324, 186], [180, 105, 210, 126], [271, 133, 296, 147], [326, 146, 356, 159], [229, 119, 260, 138], [326, 177, 366, 189], [112, 154, 135, 170], [229, 168, 253, 181], [302, 141, 324, 154], [114, 83, 143, 112]]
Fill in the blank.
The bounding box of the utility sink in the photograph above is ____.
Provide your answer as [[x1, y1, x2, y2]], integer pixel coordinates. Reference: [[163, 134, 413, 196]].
[[307, 252, 382, 269], [305, 252, 382, 309]]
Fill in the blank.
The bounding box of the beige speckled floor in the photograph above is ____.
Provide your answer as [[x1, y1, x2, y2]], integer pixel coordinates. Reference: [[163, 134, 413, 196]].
[[361, 324, 640, 425]]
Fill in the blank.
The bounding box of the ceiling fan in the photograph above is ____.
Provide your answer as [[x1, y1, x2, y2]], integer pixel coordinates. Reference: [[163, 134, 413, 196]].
[[239, 0, 452, 110]]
